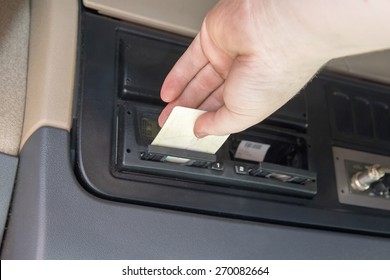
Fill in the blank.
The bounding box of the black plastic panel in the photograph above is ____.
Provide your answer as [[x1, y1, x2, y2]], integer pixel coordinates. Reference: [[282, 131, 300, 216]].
[[327, 82, 390, 148], [75, 12, 390, 236], [117, 30, 186, 103], [115, 102, 316, 197]]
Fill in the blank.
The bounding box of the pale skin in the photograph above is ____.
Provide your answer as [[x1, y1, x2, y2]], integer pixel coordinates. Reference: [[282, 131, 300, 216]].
[[158, 0, 390, 137]]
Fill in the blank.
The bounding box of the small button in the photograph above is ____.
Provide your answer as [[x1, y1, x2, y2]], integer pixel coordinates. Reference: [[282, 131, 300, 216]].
[[211, 162, 224, 171], [234, 165, 248, 175]]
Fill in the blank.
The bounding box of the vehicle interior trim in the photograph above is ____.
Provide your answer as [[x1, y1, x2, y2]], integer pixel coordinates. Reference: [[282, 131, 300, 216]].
[[20, 0, 79, 150]]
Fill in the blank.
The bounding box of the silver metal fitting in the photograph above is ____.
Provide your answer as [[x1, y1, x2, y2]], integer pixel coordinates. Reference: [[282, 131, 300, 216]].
[[350, 164, 386, 191]]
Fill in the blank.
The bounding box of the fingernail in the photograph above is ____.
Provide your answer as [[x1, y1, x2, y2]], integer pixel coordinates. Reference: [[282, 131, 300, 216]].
[[195, 131, 208, 138]]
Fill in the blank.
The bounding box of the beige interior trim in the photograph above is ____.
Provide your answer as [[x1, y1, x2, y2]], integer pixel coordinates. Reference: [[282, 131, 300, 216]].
[[325, 50, 390, 85], [0, 0, 29, 156], [20, 0, 79, 150], [83, 0, 218, 37]]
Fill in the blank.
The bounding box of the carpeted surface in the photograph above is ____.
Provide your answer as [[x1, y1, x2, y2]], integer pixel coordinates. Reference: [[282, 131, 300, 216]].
[[0, 0, 30, 155]]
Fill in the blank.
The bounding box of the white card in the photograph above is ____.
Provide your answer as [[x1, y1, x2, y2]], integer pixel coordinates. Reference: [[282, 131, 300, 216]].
[[152, 106, 229, 154], [234, 140, 270, 162]]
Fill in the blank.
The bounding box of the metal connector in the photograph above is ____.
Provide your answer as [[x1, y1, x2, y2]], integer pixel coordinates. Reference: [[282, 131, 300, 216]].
[[350, 164, 390, 191]]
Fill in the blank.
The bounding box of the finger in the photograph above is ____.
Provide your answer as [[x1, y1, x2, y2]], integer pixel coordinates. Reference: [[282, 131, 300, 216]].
[[194, 55, 291, 137], [194, 106, 259, 137], [158, 84, 223, 128], [158, 102, 177, 127], [197, 84, 224, 111], [179, 63, 224, 106], [160, 33, 208, 103], [167, 63, 224, 109], [158, 64, 224, 127]]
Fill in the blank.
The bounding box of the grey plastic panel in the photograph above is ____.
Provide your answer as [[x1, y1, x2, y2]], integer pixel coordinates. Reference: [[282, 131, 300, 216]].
[[333, 147, 390, 210], [2, 127, 390, 259], [0, 152, 18, 244]]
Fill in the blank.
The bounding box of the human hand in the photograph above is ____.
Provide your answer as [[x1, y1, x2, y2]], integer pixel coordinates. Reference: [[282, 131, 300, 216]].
[[158, 0, 328, 137], [158, 0, 390, 137]]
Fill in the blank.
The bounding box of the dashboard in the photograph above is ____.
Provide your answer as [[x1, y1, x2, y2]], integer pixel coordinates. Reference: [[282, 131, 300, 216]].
[[1, 0, 390, 259]]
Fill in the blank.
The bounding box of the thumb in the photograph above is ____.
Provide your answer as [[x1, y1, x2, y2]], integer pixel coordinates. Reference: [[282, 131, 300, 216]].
[[194, 56, 268, 137], [194, 106, 259, 137]]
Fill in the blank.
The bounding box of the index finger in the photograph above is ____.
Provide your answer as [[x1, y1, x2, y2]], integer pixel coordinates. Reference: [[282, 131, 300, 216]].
[[161, 33, 209, 102]]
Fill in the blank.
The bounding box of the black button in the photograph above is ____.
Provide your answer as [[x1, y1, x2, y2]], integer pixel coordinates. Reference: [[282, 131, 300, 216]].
[[211, 162, 224, 171], [234, 165, 248, 175]]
